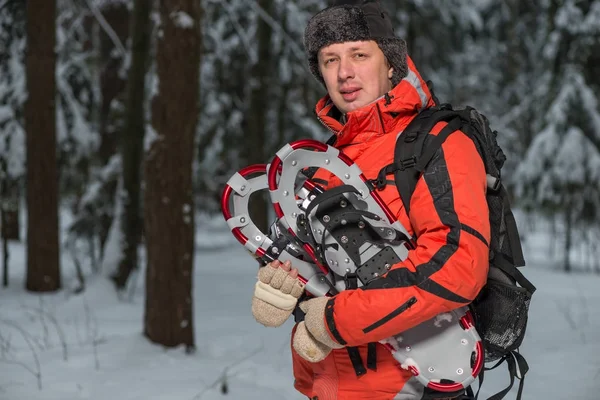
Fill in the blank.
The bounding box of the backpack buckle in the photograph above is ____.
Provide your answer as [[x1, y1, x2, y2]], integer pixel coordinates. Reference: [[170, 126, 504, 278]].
[[400, 156, 417, 170], [344, 272, 359, 289], [486, 174, 502, 192], [372, 167, 391, 190], [404, 131, 419, 143]]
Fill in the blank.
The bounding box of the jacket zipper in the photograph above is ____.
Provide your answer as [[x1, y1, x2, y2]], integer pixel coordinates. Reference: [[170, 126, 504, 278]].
[[317, 115, 341, 136], [362, 296, 417, 334]]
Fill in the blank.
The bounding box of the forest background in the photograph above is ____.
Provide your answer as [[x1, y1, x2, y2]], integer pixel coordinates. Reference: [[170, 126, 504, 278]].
[[0, 0, 599, 398]]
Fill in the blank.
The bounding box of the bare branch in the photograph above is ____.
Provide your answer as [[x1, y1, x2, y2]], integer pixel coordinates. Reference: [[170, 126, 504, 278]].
[[82, 0, 127, 57], [241, 0, 322, 93], [243, 0, 303, 62], [82, 296, 101, 369], [0, 319, 42, 389], [222, 0, 256, 64], [20, 299, 69, 362]]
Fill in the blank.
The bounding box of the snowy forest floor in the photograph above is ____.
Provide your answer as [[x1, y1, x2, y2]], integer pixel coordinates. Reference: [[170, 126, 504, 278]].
[[0, 214, 599, 400]]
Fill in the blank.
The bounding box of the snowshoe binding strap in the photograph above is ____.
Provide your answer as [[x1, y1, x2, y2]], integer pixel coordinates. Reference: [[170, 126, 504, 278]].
[[267, 139, 412, 243], [303, 184, 412, 293]]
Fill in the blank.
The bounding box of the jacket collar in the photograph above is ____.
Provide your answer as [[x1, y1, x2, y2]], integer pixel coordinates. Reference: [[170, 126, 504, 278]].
[[315, 56, 435, 147]]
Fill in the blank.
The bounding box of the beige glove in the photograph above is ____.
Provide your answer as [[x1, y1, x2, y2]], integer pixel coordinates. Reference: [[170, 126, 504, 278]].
[[252, 260, 305, 327], [292, 297, 344, 363]]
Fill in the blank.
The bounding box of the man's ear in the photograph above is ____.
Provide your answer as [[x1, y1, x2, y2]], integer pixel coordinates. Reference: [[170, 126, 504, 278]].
[[388, 67, 394, 80]]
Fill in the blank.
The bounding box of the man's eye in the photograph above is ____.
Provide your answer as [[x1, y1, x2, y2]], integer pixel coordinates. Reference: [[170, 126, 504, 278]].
[[354, 53, 367, 59], [325, 58, 336, 65]]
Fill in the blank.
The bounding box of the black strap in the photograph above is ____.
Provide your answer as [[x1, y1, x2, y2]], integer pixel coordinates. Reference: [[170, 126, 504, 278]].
[[345, 344, 378, 377], [380, 106, 442, 193], [466, 384, 476, 399], [373, 157, 417, 190], [346, 347, 367, 376], [344, 272, 359, 289], [469, 350, 529, 400], [414, 117, 463, 172], [367, 342, 377, 371], [393, 111, 463, 215], [486, 352, 529, 400], [421, 387, 466, 399], [494, 256, 537, 294], [393, 127, 427, 215], [500, 186, 526, 267], [304, 184, 360, 216], [472, 366, 485, 399]]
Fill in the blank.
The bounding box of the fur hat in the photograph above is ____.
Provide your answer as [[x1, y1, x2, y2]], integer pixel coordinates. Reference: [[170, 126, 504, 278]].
[[304, 0, 408, 87]]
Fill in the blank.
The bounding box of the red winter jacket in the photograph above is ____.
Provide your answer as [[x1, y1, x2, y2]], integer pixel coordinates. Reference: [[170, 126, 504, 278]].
[[291, 56, 490, 400]]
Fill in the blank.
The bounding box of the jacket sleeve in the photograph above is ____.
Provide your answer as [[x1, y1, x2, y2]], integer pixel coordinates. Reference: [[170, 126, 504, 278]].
[[323, 126, 491, 347]]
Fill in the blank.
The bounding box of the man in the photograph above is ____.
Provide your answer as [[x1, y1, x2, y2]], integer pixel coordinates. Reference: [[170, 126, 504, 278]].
[[251, 1, 490, 399]]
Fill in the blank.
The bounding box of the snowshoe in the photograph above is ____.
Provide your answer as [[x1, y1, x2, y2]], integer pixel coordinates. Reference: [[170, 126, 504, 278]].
[[221, 139, 484, 393]]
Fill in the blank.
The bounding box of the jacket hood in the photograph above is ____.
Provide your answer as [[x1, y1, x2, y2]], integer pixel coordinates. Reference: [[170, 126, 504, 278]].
[[315, 56, 435, 147]]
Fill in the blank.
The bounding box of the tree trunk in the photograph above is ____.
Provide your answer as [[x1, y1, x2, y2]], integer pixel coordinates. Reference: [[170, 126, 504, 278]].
[[1, 174, 8, 287], [1, 208, 19, 241], [564, 209, 572, 273], [24, 0, 60, 292], [98, 2, 130, 255], [2, 228, 7, 287], [111, 0, 152, 289], [144, 0, 200, 349], [0, 177, 19, 241], [244, 0, 274, 234], [274, 4, 289, 151]]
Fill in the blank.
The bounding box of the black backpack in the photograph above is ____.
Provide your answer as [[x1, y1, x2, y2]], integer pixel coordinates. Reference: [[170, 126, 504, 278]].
[[372, 89, 536, 400]]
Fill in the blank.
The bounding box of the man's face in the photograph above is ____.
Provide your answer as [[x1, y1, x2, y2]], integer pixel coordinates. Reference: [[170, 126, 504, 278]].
[[318, 40, 393, 114]]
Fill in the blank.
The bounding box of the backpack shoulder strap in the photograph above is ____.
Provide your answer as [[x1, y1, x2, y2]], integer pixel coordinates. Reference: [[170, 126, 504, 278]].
[[384, 105, 465, 215]]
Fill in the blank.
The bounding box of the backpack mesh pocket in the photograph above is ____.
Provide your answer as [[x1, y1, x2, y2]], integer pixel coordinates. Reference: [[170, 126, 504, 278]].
[[471, 276, 532, 363]]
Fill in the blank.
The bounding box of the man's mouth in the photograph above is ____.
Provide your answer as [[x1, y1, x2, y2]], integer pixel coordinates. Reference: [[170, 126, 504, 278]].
[[340, 88, 361, 102]]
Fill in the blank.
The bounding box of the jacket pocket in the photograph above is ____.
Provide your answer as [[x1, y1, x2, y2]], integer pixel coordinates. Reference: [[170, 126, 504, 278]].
[[362, 297, 417, 334]]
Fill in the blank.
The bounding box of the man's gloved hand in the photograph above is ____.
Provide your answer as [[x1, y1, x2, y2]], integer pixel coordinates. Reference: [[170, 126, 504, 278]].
[[293, 297, 344, 363], [252, 260, 305, 327]]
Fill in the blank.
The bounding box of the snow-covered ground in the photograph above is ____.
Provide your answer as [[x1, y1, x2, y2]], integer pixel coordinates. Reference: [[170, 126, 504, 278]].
[[0, 214, 599, 400]]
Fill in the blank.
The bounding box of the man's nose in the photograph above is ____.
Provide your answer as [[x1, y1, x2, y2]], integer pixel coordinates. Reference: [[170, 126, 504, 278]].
[[337, 57, 354, 81]]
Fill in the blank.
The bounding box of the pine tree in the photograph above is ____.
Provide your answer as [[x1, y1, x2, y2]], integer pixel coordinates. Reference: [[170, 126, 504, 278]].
[[513, 0, 600, 271], [195, 0, 326, 214]]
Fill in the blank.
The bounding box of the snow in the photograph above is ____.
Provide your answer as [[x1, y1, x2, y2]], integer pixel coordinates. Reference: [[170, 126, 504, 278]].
[[144, 125, 161, 152], [0, 211, 599, 400], [433, 313, 453, 328], [99, 177, 124, 278], [171, 11, 194, 29]]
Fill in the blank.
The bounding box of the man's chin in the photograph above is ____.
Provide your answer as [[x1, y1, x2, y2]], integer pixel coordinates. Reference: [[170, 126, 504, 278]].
[[333, 98, 363, 114], [333, 95, 381, 114], [341, 100, 368, 114]]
